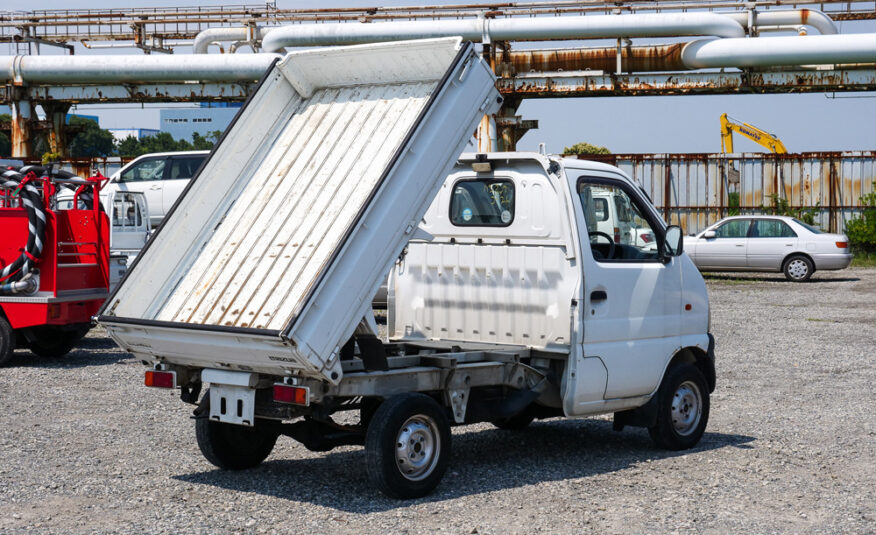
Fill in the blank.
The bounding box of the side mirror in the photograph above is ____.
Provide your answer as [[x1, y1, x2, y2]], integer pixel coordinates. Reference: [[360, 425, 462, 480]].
[[703, 230, 716, 239], [662, 225, 684, 262]]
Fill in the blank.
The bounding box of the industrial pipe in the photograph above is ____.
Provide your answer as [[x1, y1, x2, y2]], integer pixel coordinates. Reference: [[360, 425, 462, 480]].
[[720, 9, 838, 35], [0, 54, 281, 84], [681, 34, 876, 69], [260, 13, 745, 52], [192, 26, 272, 54], [508, 44, 688, 74]]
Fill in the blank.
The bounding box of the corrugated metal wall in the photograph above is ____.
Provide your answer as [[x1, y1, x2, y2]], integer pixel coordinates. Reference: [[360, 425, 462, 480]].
[[582, 152, 876, 234]]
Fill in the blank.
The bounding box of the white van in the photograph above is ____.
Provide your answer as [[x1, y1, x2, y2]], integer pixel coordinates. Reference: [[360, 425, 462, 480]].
[[57, 150, 209, 227], [99, 40, 714, 500]]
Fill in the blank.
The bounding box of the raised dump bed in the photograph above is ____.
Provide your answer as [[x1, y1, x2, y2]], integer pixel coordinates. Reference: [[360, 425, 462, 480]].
[[99, 38, 502, 384]]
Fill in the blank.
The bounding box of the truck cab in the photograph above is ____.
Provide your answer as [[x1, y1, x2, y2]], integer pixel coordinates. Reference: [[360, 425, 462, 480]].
[[392, 152, 713, 418]]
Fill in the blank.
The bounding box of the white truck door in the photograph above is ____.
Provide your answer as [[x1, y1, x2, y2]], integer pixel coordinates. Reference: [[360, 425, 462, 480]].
[[573, 174, 683, 400]]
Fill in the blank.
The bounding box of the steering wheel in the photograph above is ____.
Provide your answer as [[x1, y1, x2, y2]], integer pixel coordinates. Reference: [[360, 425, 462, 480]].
[[589, 231, 616, 260]]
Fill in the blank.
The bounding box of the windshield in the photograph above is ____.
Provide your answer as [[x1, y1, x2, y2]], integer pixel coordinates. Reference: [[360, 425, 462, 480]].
[[793, 219, 822, 234]]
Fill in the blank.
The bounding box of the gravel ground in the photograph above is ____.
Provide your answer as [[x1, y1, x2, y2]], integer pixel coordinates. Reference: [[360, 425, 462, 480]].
[[1, 268, 874, 534]]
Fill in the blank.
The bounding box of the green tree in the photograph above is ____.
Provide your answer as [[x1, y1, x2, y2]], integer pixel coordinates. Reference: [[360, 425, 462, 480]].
[[845, 182, 876, 252], [68, 116, 115, 158], [115, 135, 142, 158], [191, 130, 222, 150], [116, 130, 220, 157], [0, 113, 11, 157], [563, 142, 611, 155]]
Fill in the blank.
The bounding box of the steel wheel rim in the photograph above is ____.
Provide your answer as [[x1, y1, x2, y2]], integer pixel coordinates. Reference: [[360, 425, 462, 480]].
[[671, 380, 702, 436], [787, 259, 809, 279], [395, 414, 440, 481]]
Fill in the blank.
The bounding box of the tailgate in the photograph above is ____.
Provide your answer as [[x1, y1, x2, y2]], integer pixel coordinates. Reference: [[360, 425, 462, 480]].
[[99, 38, 501, 383]]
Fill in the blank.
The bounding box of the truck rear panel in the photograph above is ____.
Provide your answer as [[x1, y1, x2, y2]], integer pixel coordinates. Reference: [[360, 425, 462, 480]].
[[99, 38, 501, 383]]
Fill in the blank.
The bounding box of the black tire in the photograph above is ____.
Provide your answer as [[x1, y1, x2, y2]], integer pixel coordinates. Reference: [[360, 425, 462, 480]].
[[195, 417, 278, 470], [648, 363, 710, 451], [783, 254, 814, 282], [359, 397, 383, 428], [27, 325, 89, 358], [365, 393, 451, 499], [0, 316, 15, 367], [491, 405, 536, 430]]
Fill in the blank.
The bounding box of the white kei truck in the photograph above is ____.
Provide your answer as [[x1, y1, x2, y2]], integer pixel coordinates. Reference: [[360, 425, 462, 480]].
[[98, 38, 715, 499]]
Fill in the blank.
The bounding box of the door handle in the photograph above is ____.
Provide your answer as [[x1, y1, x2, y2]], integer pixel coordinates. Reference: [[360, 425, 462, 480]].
[[590, 290, 608, 302], [735, 244, 744, 247]]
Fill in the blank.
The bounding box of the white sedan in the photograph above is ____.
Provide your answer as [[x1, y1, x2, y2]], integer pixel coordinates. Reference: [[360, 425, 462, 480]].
[[683, 216, 852, 282]]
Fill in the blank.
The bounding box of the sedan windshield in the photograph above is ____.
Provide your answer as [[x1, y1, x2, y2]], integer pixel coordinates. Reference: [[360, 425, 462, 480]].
[[793, 219, 822, 234]]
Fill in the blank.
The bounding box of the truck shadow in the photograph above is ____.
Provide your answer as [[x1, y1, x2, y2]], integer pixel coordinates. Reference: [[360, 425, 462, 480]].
[[174, 419, 754, 513], [5, 337, 131, 369]]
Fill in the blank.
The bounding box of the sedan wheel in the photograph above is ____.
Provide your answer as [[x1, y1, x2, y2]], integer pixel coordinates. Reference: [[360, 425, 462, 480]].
[[784, 255, 814, 282]]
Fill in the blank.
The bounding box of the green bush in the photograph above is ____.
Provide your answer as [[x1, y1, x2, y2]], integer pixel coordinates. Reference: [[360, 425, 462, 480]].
[[728, 191, 740, 217], [563, 142, 611, 155], [845, 182, 876, 253], [765, 193, 819, 226]]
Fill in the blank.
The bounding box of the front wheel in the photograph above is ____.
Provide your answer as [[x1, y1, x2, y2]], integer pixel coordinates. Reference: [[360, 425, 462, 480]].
[[783, 254, 814, 282], [365, 393, 451, 499], [648, 363, 709, 450], [26, 325, 89, 358], [195, 417, 278, 470]]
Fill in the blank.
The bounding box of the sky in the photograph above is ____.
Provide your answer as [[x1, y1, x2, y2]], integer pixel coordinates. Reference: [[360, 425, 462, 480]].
[[3, 0, 875, 154]]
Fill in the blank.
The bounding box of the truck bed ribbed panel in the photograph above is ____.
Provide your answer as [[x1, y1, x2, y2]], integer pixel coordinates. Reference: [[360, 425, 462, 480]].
[[156, 83, 432, 329]]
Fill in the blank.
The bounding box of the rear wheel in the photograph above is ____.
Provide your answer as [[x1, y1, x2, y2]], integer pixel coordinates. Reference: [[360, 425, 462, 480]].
[[783, 255, 814, 282], [27, 325, 89, 358], [648, 363, 709, 450], [365, 393, 451, 499], [0, 317, 15, 367], [195, 417, 278, 470]]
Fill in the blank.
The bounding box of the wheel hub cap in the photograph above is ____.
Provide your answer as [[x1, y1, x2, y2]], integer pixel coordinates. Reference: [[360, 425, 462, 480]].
[[788, 259, 808, 279], [671, 381, 702, 436], [395, 415, 439, 481]]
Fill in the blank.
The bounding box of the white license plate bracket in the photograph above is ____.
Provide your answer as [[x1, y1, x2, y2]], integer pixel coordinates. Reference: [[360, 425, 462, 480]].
[[209, 384, 256, 427]]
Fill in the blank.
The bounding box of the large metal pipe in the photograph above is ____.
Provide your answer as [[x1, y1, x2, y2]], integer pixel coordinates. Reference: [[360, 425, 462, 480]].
[[721, 9, 838, 35], [193, 26, 272, 54], [681, 34, 876, 69], [508, 44, 688, 74], [261, 13, 745, 52], [0, 54, 280, 83]]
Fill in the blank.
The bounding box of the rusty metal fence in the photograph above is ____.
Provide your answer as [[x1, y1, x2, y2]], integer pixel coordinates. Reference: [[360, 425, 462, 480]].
[[10, 152, 874, 236], [580, 152, 876, 234]]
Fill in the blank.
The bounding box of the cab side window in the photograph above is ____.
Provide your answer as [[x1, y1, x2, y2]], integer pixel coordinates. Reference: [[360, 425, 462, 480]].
[[449, 179, 515, 226], [751, 219, 796, 238], [118, 158, 165, 183], [714, 219, 751, 238], [577, 178, 660, 262]]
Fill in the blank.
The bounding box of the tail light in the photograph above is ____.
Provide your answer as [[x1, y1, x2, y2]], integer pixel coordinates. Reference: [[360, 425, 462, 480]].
[[614, 227, 621, 243], [273, 384, 310, 406], [836, 241, 848, 249], [145, 370, 176, 389], [640, 232, 653, 243]]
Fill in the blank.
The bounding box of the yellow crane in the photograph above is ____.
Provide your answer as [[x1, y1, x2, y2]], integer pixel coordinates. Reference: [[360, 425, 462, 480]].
[[719, 113, 788, 154]]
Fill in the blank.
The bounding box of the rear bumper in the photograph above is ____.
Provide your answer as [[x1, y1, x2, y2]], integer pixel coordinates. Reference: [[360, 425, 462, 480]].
[[813, 252, 853, 270]]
